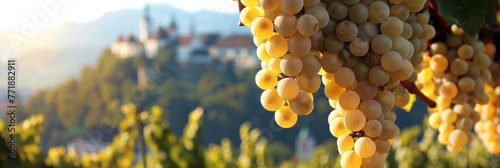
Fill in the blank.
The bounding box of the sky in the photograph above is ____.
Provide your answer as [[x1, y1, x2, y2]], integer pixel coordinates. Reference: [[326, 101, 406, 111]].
[[0, 0, 239, 31]]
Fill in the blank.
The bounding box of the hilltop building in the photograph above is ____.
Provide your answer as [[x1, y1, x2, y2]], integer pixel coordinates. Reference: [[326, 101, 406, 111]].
[[110, 1, 259, 89]]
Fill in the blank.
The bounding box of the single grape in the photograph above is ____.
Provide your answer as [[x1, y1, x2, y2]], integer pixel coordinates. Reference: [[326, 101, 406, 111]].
[[277, 78, 300, 100], [261, 89, 284, 111], [275, 106, 298, 128]]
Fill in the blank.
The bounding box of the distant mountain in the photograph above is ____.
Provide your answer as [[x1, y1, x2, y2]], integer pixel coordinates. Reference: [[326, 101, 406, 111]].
[[13, 4, 250, 50], [0, 4, 250, 90]]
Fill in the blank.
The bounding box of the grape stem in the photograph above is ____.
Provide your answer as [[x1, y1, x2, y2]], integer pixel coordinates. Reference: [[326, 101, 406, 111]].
[[428, 0, 449, 42], [400, 80, 437, 108]]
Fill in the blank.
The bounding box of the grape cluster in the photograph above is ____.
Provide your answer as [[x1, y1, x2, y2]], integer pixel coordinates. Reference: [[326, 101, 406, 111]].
[[417, 24, 493, 153], [315, 0, 432, 167], [240, 0, 434, 167], [475, 85, 500, 154], [241, 0, 324, 128]]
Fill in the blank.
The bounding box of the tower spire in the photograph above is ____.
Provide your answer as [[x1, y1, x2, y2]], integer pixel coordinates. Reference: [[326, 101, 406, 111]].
[[139, 0, 152, 43]]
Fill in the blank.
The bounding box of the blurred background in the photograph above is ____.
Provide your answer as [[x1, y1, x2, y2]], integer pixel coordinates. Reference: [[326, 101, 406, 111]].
[[0, 0, 497, 167]]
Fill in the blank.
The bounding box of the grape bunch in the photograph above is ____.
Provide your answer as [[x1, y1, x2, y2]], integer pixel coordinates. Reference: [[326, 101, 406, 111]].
[[475, 84, 500, 154], [315, 0, 433, 167], [239, 0, 434, 167], [240, 0, 324, 128], [416, 24, 493, 153]]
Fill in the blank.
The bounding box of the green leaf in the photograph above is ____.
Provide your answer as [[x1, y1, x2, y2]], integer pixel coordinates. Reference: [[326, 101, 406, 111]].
[[437, 0, 498, 36]]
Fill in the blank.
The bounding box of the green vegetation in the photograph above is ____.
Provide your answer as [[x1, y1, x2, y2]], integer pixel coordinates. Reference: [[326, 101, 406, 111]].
[[2, 105, 500, 167], [21, 46, 336, 151]]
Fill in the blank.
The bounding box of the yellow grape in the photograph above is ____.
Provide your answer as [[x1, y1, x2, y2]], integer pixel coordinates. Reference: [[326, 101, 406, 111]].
[[448, 129, 468, 147], [334, 67, 355, 87], [266, 34, 288, 57], [268, 57, 282, 74], [295, 74, 309, 90], [303, 75, 321, 93], [354, 137, 376, 158], [280, 54, 303, 76], [260, 89, 284, 111], [240, 7, 261, 27], [251, 17, 274, 38], [361, 152, 385, 168], [441, 108, 458, 124], [359, 99, 382, 120], [280, 0, 303, 14], [275, 106, 298, 128], [257, 43, 273, 62], [253, 36, 267, 46], [364, 120, 382, 137], [297, 14, 319, 36], [301, 54, 321, 77], [379, 120, 397, 140], [290, 92, 314, 115], [241, 0, 259, 7], [428, 112, 443, 129], [341, 150, 362, 168], [337, 134, 354, 155], [375, 139, 391, 153], [343, 109, 366, 132], [258, 0, 280, 11], [439, 82, 458, 98], [288, 33, 312, 57], [328, 110, 342, 124], [277, 78, 300, 100], [255, 69, 278, 89], [264, 5, 283, 21], [324, 80, 346, 100], [330, 117, 351, 137], [339, 90, 360, 111], [320, 52, 343, 73], [274, 13, 298, 37]]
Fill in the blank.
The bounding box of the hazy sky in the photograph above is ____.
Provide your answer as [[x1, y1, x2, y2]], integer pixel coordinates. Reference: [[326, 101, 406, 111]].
[[0, 0, 239, 31]]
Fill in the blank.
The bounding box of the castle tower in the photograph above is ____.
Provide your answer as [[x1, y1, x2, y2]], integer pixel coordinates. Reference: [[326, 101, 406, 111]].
[[295, 122, 316, 160], [139, 1, 151, 43]]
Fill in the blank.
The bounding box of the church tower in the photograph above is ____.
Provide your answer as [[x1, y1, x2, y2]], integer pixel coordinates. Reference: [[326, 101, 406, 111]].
[[139, 1, 151, 43]]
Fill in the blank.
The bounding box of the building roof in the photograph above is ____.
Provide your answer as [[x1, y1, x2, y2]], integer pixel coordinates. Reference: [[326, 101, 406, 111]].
[[213, 35, 254, 47], [178, 34, 194, 46], [123, 35, 137, 43], [150, 28, 169, 39], [115, 35, 124, 42], [200, 34, 220, 46]]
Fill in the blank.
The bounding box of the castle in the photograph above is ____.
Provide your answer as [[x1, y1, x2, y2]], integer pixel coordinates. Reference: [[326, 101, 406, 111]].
[[110, 2, 258, 67]]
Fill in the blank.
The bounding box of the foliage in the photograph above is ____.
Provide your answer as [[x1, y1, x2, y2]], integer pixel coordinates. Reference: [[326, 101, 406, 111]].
[[437, 0, 498, 36], [387, 116, 499, 168], [3, 106, 500, 167]]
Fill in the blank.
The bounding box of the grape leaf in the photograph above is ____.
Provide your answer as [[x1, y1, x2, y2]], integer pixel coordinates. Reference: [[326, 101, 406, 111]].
[[437, 0, 498, 36]]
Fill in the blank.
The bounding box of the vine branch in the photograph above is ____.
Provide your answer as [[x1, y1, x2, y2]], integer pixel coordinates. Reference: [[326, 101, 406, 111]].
[[401, 80, 437, 108], [428, 0, 449, 42], [237, 0, 244, 26]]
